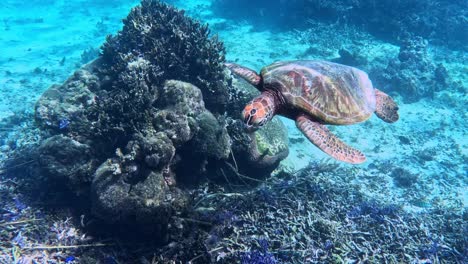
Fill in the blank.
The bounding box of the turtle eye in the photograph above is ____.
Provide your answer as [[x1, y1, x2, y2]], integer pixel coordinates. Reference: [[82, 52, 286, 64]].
[[250, 109, 257, 115]]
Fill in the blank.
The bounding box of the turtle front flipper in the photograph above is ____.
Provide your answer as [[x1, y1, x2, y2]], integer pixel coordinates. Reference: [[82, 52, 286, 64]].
[[374, 89, 399, 123], [296, 115, 366, 164], [226, 63, 262, 87]]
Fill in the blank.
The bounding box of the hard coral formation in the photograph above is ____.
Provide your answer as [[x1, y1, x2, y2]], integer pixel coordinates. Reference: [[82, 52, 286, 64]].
[[38, 135, 98, 195], [101, 0, 230, 113], [33, 0, 288, 236], [35, 66, 99, 138], [91, 156, 189, 236], [382, 36, 446, 102]]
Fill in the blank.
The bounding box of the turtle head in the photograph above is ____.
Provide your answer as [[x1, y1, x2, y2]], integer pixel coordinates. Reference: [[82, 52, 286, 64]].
[[242, 93, 276, 132]]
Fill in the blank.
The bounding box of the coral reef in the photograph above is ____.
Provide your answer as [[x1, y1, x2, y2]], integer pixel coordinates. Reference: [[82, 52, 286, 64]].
[[89, 80, 208, 235], [212, 0, 467, 47], [1, 0, 466, 263], [32, 0, 289, 237], [380, 36, 447, 102], [91, 156, 189, 236], [35, 66, 99, 138]]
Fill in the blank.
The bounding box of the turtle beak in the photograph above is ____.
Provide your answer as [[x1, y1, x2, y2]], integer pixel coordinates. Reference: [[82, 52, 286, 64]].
[[243, 112, 259, 132], [244, 115, 256, 132], [245, 124, 257, 132]]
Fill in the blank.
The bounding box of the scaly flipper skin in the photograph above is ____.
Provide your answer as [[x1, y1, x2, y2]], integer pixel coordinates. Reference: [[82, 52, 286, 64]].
[[296, 115, 366, 164], [226, 63, 262, 87], [374, 89, 399, 123]]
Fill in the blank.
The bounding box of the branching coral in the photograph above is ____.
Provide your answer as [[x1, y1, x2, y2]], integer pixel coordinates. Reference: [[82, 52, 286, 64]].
[[101, 0, 230, 113], [193, 162, 466, 263]]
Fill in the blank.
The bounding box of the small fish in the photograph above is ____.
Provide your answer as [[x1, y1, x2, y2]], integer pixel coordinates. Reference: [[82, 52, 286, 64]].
[[65, 256, 76, 263], [59, 118, 70, 130]]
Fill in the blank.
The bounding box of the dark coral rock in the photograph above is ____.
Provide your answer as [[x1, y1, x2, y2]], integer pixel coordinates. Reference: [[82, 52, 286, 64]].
[[174, 111, 232, 185], [91, 158, 189, 236], [126, 132, 176, 169], [89, 80, 224, 226], [334, 47, 368, 67], [150, 80, 209, 148], [381, 36, 446, 102], [390, 167, 419, 188], [35, 65, 100, 138], [158, 80, 206, 116], [101, 0, 230, 113], [38, 135, 99, 195], [191, 111, 231, 160]]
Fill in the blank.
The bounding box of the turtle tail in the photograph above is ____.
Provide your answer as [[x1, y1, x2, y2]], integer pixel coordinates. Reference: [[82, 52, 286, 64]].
[[375, 89, 399, 123], [225, 63, 262, 87]]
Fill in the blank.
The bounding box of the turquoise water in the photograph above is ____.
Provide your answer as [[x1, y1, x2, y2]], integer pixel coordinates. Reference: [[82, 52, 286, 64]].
[[0, 0, 466, 263]]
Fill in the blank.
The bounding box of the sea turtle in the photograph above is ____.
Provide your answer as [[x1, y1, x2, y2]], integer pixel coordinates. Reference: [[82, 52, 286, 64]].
[[226, 60, 399, 164]]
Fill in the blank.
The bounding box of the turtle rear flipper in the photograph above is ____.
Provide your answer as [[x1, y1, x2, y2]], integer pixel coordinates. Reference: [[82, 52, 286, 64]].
[[375, 89, 399, 123], [226, 63, 262, 87], [296, 115, 366, 164]]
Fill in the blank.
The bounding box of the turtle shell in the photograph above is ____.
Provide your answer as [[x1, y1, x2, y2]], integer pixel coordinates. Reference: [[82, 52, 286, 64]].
[[260, 60, 376, 125]]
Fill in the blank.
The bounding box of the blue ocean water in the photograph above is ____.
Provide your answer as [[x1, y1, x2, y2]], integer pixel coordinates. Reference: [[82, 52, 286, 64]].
[[0, 0, 466, 263]]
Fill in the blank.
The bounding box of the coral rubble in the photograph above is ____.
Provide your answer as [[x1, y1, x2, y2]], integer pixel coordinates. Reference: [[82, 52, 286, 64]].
[[193, 163, 466, 263]]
